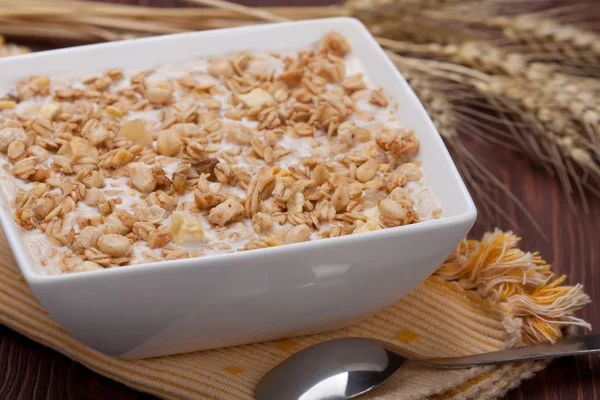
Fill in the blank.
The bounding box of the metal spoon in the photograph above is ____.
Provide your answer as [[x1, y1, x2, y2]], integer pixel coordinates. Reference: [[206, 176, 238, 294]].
[[255, 335, 600, 400]]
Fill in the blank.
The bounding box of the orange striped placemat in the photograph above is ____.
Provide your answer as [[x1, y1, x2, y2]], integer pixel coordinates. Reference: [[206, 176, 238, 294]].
[[0, 229, 590, 399]]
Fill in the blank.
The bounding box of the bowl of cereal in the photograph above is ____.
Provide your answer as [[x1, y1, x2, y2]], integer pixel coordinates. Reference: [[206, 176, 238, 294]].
[[0, 18, 476, 359]]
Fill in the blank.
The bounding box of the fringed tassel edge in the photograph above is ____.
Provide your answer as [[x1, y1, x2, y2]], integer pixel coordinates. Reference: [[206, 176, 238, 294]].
[[435, 229, 591, 344]]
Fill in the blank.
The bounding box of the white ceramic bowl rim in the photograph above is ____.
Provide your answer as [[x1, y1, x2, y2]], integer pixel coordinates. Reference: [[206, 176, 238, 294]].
[[0, 17, 477, 285]]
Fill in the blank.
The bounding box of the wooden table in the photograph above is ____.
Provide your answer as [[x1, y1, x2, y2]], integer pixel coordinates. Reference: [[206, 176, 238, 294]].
[[1, 0, 599, 398]]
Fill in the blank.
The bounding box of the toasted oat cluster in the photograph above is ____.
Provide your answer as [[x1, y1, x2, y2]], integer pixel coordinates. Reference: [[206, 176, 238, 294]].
[[0, 32, 441, 274]]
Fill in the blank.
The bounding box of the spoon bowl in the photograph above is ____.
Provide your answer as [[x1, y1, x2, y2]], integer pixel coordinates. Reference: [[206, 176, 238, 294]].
[[255, 335, 600, 400], [255, 338, 407, 400]]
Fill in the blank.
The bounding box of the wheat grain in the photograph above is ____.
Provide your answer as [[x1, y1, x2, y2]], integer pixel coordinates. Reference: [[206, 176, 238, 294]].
[[498, 15, 600, 63], [388, 49, 599, 210], [475, 76, 599, 209], [423, 8, 600, 67], [378, 38, 530, 76]]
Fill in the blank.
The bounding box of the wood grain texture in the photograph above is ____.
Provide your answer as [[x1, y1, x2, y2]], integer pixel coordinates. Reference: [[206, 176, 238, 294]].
[[1, 0, 599, 399]]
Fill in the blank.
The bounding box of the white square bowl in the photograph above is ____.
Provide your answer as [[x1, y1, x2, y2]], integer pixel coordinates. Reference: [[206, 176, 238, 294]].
[[0, 17, 476, 359]]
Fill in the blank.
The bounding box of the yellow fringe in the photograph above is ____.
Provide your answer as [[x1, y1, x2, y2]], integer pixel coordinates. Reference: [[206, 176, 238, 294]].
[[435, 229, 590, 344]]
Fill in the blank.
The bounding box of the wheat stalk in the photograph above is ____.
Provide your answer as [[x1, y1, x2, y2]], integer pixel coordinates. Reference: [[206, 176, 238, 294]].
[[421, 7, 600, 71], [379, 38, 600, 151], [497, 14, 600, 64], [396, 61, 547, 232], [404, 73, 515, 226], [384, 49, 599, 210]]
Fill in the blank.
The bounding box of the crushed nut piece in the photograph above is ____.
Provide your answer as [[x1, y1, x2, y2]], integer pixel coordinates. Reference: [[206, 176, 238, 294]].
[[356, 158, 378, 183], [156, 129, 183, 156], [252, 212, 274, 233], [148, 229, 172, 249], [208, 59, 234, 78], [376, 128, 419, 157], [318, 32, 351, 57], [146, 82, 173, 104], [119, 120, 153, 147], [129, 162, 157, 193], [84, 187, 105, 206], [209, 197, 245, 226], [378, 197, 418, 227], [194, 191, 227, 210], [97, 233, 132, 258], [73, 226, 103, 253]]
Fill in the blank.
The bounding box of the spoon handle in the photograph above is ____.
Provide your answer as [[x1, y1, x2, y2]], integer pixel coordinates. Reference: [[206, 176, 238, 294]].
[[421, 334, 600, 367]]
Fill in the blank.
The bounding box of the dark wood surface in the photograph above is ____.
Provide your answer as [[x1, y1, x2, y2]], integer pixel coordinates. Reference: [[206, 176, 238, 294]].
[[1, 0, 599, 399]]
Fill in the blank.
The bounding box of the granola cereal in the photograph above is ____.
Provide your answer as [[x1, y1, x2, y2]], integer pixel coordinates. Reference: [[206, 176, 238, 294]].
[[0, 32, 442, 275]]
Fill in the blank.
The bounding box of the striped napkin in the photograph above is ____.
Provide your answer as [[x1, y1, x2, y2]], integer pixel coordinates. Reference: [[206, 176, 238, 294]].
[[0, 229, 590, 400]]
